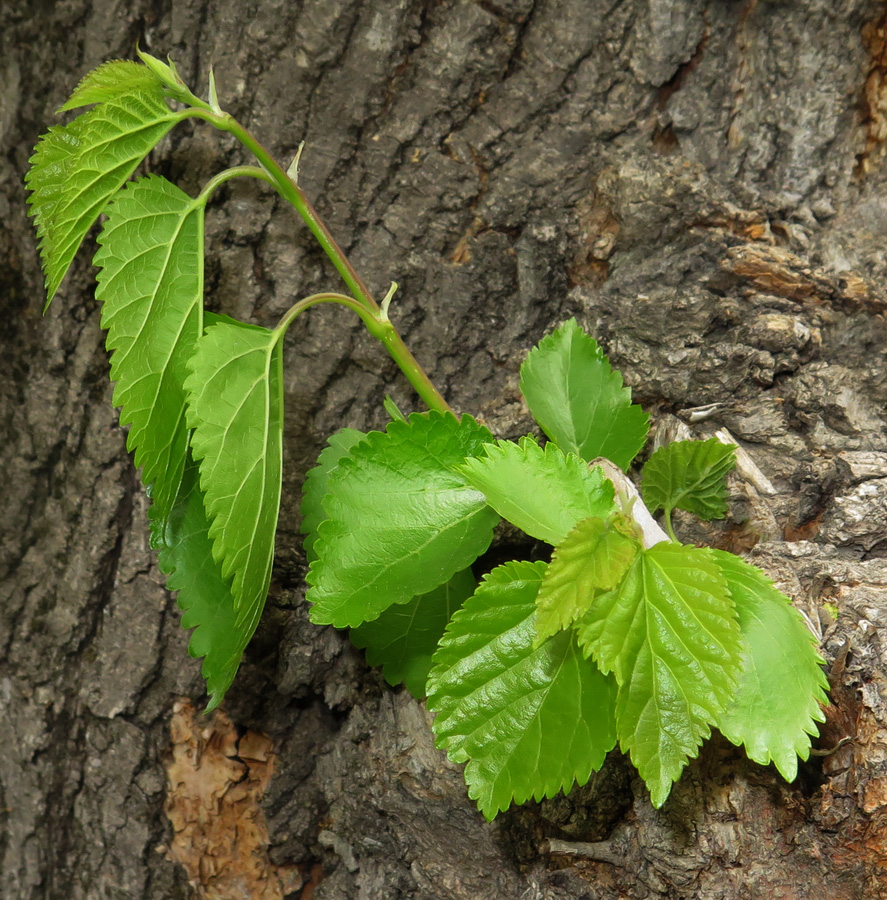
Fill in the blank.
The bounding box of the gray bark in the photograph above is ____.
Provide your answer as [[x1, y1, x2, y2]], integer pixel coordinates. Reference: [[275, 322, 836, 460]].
[[2, 0, 887, 898]]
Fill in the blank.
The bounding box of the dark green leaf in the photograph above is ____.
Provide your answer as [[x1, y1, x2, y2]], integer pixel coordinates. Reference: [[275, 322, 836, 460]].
[[350, 568, 476, 698], [150, 459, 256, 710]]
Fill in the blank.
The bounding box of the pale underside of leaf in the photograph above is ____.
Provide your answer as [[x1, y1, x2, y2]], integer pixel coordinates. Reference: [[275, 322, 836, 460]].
[[428, 560, 617, 820], [95, 174, 204, 523], [185, 320, 284, 631], [458, 439, 616, 546], [519, 318, 649, 470], [576, 543, 742, 807], [150, 459, 258, 711], [27, 88, 181, 303], [307, 412, 499, 629], [350, 567, 476, 698], [712, 550, 828, 781]]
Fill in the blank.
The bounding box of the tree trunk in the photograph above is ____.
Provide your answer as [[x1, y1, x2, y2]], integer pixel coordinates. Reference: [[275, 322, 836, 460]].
[[3, 1, 887, 898]]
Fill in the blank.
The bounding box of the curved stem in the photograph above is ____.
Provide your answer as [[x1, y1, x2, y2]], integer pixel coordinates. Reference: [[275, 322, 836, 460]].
[[274, 292, 378, 336], [186, 109, 379, 314], [196, 165, 275, 205], [181, 107, 452, 415]]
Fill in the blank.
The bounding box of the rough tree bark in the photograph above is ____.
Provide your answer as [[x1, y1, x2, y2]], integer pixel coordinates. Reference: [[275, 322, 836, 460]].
[[3, 1, 887, 898]]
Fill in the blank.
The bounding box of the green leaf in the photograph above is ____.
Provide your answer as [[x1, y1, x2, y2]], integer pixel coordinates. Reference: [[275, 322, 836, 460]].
[[535, 514, 640, 644], [427, 561, 617, 820], [27, 87, 180, 304], [150, 459, 257, 711], [307, 411, 499, 628], [641, 438, 737, 521], [712, 550, 828, 781], [300, 428, 368, 563], [58, 60, 165, 111], [383, 394, 407, 422], [576, 543, 742, 807], [94, 174, 204, 523], [350, 568, 476, 698], [520, 319, 649, 469], [458, 439, 616, 545], [185, 318, 284, 630]]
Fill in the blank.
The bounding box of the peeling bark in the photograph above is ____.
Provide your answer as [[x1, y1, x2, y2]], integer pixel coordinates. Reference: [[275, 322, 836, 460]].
[[3, 1, 887, 898]]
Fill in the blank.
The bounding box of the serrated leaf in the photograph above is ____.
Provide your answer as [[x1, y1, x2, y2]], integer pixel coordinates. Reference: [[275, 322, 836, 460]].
[[95, 174, 204, 523], [150, 459, 257, 711], [300, 428, 368, 563], [576, 543, 742, 807], [185, 319, 284, 630], [459, 439, 616, 546], [535, 514, 640, 644], [58, 60, 165, 111], [27, 88, 181, 304], [642, 438, 737, 521], [712, 550, 828, 781], [427, 560, 617, 820], [307, 412, 499, 628], [350, 568, 476, 698], [520, 319, 649, 469]]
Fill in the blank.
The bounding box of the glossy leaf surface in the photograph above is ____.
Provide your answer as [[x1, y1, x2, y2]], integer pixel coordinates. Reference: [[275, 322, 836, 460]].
[[576, 543, 742, 806], [428, 560, 617, 820], [307, 412, 498, 628], [300, 427, 367, 562], [535, 514, 639, 644], [27, 84, 179, 303], [459, 439, 616, 546]]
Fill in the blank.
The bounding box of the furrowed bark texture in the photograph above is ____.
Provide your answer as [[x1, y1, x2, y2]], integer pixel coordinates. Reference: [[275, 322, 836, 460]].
[[2, 1, 887, 898]]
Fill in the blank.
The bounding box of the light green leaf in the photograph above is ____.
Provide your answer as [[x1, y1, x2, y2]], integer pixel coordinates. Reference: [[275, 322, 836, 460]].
[[350, 568, 476, 698], [535, 514, 640, 645], [712, 550, 828, 781], [307, 411, 499, 628], [642, 438, 737, 521], [150, 459, 257, 711], [300, 428, 368, 563], [458, 439, 616, 545], [427, 560, 617, 821], [95, 174, 203, 523], [59, 60, 165, 111], [185, 319, 284, 630], [27, 87, 181, 304], [520, 319, 649, 469], [576, 543, 742, 807], [383, 394, 407, 422]]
